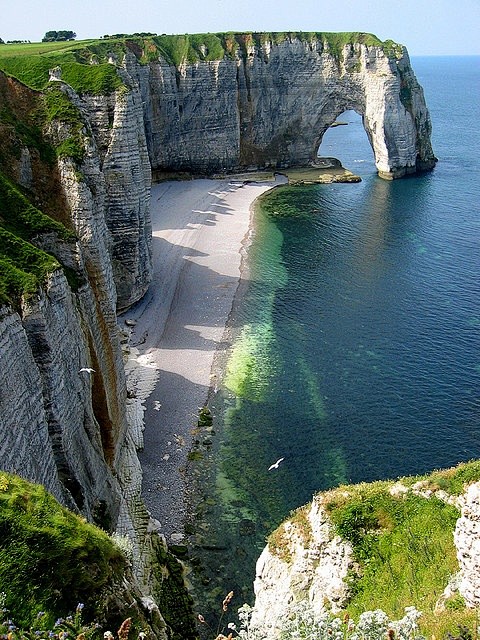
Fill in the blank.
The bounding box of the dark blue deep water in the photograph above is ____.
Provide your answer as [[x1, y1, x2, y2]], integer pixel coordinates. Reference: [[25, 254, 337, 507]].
[[191, 56, 480, 609]]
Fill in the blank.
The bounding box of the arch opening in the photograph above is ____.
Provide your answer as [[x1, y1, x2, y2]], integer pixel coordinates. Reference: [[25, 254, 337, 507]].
[[317, 110, 376, 176]]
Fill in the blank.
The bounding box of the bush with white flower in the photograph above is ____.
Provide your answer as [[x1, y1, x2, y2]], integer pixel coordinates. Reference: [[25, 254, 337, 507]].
[[226, 601, 425, 640]]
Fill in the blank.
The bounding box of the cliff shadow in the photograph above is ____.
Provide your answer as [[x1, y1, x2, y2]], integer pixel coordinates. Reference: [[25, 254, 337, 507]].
[[138, 367, 210, 533], [128, 235, 247, 354]]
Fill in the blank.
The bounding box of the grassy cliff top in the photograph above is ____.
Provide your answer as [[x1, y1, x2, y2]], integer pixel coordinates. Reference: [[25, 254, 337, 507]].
[[0, 68, 82, 310], [0, 32, 404, 91], [268, 459, 480, 637]]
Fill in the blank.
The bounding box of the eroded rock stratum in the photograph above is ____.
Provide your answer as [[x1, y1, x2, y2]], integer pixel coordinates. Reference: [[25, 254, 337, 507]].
[[136, 33, 436, 179]]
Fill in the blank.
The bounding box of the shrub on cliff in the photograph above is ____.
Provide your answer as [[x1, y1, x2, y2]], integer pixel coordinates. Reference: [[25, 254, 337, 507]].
[[0, 472, 126, 627], [0, 172, 76, 307]]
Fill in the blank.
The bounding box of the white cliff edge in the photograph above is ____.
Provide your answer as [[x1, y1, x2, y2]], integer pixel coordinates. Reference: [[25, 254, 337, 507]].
[[250, 480, 480, 637], [250, 496, 353, 636]]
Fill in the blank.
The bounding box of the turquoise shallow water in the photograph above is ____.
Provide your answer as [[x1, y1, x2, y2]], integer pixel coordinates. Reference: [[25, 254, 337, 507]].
[[188, 56, 480, 613]]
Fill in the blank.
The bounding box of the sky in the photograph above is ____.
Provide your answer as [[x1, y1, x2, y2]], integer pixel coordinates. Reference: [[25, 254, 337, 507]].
[[2, 0, 480, 56]]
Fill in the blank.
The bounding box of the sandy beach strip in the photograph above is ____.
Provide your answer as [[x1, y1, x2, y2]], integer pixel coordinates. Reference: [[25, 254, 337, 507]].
[[122, 175, 285, 542]]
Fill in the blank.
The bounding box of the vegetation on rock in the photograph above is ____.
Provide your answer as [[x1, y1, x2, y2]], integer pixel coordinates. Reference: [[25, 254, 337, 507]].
[[0, 31, 404, 92], [0, 69, 90, 309], [42, 83, 86, 162], [0, 472, 125, 628], [268, 504, 312, 563], [0, 46, 122, 93], [326, 483, 459, 620], [267, 461, 480, 638], [0, 172, 72, 241], [0, 172, 74, 307]]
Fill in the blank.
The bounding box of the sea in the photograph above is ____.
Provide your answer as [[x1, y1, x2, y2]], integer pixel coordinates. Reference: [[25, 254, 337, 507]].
[[189, 56, 480, 616]]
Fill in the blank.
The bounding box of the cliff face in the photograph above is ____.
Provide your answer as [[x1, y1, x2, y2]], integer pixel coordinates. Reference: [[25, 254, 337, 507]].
[[0, 32, 436, 635], [250, 473, 480, 635], [0, 75, 141, 537], [251, 496, 353, 636], [0, 71, 194, 639], [0, 59, 155, 518], [139, 35, 435, 179], [454, 482, 480, 607], [80, 65, 152, 311]]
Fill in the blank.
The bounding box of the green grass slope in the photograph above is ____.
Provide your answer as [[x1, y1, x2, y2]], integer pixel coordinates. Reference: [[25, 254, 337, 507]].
[[0, 472, 126, 627], [269, 460, 480, 637], [0, 32, 403, 91], [0, 67, 83, 310], [0, 172, 76, 308]]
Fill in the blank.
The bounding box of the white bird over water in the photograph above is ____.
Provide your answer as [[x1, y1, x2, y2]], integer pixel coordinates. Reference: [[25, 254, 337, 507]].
[[79, 367, 95, 374], [268, 457, 284, 471]]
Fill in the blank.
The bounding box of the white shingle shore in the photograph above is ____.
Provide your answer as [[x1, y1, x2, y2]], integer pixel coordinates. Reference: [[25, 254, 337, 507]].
[[122, 175, 286, 541]]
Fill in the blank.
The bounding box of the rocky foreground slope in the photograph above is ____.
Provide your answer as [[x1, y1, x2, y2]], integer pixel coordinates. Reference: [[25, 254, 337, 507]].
[[0, 32, 440, 635], [251, 466, 480, 636]]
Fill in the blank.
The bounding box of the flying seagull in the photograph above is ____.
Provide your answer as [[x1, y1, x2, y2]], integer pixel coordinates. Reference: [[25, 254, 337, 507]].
[[268, 457, 284, 471], [79, 367, 95, 374]]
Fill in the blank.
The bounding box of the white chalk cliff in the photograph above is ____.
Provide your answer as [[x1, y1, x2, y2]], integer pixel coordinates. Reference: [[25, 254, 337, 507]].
[[138, 35, 435, 178], [454, 482, 480, 607], [251, 496, 353, 636], [0, 70, 187, 639], [250, 478, 480, 635], [0, 32, 439, 636]]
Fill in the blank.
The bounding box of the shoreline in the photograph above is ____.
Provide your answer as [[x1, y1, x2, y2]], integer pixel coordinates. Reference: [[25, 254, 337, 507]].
[[122, 174, 286, 542], [121, 163, 358, 544]]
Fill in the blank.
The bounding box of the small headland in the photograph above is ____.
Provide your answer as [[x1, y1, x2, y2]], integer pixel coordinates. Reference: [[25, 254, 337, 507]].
[[279, 159, 361, 184]]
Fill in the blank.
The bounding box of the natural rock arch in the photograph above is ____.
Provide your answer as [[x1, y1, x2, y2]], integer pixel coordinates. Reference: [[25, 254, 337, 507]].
[[234, 39, 435, 179], [141, 35, 436, 180], [316, 108, 374, 166]]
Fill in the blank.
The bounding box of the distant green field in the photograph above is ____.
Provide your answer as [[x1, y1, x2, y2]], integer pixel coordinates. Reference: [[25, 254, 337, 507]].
[[0, 40, 124, 92], [0, 39, 97, 57]]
